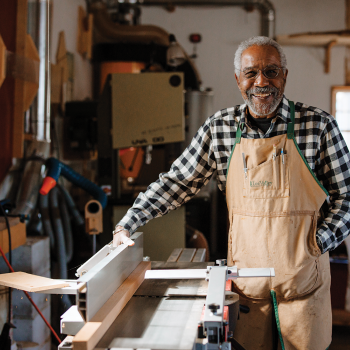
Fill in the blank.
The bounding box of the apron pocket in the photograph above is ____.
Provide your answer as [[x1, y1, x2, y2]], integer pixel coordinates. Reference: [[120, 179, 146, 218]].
[[268, 212, 320, 299], [229, 211, 272, 299], [243, 155, 289, 199], [229, 210, 320, 300]]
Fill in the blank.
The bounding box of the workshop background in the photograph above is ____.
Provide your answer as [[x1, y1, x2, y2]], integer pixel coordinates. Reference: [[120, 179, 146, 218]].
[[0, 0, 350, 349]]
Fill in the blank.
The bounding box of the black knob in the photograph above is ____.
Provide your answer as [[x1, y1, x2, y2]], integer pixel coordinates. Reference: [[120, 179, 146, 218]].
[[239, 304, 250, 314], [208, 303, 220, 313]]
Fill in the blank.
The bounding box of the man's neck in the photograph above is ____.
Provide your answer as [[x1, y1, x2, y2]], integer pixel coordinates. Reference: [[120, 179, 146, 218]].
[[247, 107, 277, 119]]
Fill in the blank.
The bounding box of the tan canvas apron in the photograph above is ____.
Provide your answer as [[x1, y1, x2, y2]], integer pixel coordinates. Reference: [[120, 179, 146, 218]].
[[226, 101, 332, 350]]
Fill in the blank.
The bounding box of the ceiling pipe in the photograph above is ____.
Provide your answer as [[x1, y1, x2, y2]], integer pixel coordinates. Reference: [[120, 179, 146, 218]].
[[137, 0, 276, 38], [91, 1, 170, 46]]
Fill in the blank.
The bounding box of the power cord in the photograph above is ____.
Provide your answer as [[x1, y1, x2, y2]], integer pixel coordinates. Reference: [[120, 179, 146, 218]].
[[0, 201, 13, 350], [0, 244, 62, 344]]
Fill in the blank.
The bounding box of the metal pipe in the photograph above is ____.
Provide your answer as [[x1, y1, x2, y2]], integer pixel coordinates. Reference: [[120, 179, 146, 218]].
[[33, 0, 51, 141], [137, 0, 275, 38], [91, 1, 170, 46]]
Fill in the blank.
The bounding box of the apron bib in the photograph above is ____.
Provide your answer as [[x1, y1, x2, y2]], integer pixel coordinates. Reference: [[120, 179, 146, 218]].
[[226, 101, 332, 350]]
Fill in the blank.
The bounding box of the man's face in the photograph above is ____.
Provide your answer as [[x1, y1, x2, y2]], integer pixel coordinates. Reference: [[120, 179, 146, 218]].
[[235, 45, 288, 119]]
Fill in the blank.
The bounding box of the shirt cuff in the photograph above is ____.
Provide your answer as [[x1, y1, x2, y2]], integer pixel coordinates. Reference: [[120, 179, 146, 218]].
[[316, 234, 323, 253], [316, 225, 333, 254]]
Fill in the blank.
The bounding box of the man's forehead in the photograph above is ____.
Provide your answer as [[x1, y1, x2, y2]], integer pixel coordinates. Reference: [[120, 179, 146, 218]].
[[241, 45, 281, 68]]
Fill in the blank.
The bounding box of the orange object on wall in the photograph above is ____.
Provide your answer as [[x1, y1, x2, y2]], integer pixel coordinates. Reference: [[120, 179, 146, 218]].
[[119, 147, 144, 180]]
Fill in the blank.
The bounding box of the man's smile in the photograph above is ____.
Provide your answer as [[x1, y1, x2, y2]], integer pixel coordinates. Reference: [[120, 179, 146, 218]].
[[251, 92, 274, 101]]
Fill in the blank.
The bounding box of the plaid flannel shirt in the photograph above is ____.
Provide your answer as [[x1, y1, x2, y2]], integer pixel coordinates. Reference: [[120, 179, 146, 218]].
[[118, 95, 350, 253]]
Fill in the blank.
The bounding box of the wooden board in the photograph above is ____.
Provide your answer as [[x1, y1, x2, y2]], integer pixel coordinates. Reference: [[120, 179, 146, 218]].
[[0, 272, 70, 292], [73, 261, 151, 350], [77, 7, 93, 59], [0, 34, 5, 87], [12, 0, 28, 158], [56, 31, 68, 83], [276, 33, 350, 47], [0, 217, 26, 255], [0, 0, 27, 178], [23, 34, 39, 112]]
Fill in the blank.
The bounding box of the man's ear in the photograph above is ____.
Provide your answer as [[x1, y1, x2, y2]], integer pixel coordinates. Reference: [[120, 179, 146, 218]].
[[235, 73, 240, 87], [284, 69, 288, 80]]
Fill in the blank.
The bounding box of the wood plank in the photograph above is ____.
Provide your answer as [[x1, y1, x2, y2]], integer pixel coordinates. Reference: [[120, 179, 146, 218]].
[[0, 34, 5, 87], [0, 218, 26, 255], [86, 13, 93, 60], [12, 0, 28, 158], [56, 31, 68, 83], [276, 34, 350, 47], [23, 34, 40, 111], [0, 272, 70, 292], [167, 248, 183, 262], [192, 248, 206, 262], [73, 261, 151, 350], [177, 248, 196, 262], [0, 0, 21, 182]]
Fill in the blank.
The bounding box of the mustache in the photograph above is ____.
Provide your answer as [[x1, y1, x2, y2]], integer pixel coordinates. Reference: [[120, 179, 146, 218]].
[[246, 86, 279, 97]]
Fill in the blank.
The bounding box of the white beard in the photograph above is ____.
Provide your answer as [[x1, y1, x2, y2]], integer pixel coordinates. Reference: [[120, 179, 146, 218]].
[[244, 94, 283, 117]]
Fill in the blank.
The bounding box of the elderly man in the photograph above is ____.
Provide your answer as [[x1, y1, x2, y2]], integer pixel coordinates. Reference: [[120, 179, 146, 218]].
[[113, 36, 350, 349]]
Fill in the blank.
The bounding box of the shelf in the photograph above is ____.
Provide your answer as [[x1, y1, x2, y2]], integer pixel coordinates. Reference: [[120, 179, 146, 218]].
[[276, 30, 350, 73]]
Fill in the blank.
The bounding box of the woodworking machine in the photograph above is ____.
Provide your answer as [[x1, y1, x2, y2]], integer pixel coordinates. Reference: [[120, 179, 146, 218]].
[[36, 232, 274, 350]]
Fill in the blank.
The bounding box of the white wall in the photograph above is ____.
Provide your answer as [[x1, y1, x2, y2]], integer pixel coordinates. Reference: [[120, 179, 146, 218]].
[[49, 0, 346, 114], [51, 0, 92, 101], [140, 0, 345, 114]]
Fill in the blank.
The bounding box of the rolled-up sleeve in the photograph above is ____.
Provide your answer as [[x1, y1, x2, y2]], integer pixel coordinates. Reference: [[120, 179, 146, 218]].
[[316, 117, 350, 253]]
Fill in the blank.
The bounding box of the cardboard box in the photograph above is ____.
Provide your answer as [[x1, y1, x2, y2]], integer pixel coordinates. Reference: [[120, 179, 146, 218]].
[[108, 72, 185, 149]]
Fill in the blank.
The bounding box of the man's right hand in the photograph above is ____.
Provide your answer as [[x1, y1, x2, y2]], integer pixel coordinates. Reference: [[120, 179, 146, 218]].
[[112, 225, 135, 247]]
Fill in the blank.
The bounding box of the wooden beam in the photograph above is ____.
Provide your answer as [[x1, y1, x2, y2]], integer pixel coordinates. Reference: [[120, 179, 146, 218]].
[[56, 31, 68, 83], [324, 40, 337, 74], [12, 0, 28, 158], [0, 0, 27, 182], [23, 34, 40, 112], [73, 261, 151, 350], [0, 34, 6, 87], [276, 33, 350, 47]]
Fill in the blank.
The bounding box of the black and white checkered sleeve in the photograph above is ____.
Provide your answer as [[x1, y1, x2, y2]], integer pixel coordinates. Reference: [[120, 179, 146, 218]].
[[315, 117, 350, 253], [117, 118, 217, 234]]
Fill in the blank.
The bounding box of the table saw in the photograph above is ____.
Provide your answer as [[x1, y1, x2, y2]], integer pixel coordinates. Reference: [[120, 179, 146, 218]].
[[4, 232, 274, 350]]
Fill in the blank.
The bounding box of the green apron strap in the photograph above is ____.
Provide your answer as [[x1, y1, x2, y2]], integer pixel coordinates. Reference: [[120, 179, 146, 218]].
[[226, 121, 244, 179], [236, 122, 243, 144], [286, 100, 329, 196], [287, 100, 295, 139], [270, 290, 285, 350]]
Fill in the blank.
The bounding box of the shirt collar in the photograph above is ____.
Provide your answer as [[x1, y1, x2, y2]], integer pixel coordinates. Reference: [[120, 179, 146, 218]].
[[237, 95, 291, 125]]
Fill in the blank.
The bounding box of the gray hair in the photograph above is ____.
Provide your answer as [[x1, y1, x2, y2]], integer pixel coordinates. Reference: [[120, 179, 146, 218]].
[[234, 36, 287, 76]]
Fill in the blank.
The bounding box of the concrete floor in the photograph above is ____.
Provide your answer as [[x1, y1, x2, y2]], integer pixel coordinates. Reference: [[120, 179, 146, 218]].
[[329, 326, 350, 349]]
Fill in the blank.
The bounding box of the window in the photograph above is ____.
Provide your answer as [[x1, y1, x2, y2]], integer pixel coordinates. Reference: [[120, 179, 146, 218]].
[[332, 86, 350, 148]]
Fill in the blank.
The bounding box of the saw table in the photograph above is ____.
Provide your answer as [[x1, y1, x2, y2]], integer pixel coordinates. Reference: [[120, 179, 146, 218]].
[[0, 232, 274, 350]]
